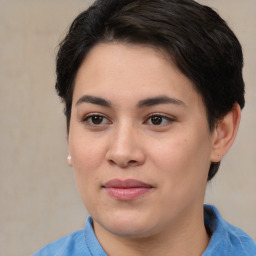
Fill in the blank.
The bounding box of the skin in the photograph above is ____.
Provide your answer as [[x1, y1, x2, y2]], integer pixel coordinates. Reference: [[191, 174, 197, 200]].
[[67, 42, 241, 256]]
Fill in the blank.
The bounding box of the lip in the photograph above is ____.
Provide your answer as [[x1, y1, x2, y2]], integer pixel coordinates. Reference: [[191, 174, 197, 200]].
[[102, 179, 153, 201]]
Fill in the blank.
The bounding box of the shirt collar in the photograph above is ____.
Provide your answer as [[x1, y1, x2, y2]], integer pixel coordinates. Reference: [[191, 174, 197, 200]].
[[84, 217, 107, 256]]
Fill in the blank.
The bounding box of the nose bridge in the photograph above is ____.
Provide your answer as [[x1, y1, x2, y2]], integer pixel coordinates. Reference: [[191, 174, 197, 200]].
[[106, 119, 145, 167], [112, 120, 137, 156]]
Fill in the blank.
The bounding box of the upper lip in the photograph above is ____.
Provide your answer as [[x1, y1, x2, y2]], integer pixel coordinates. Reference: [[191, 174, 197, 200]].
[[103, 179, 153, 188]]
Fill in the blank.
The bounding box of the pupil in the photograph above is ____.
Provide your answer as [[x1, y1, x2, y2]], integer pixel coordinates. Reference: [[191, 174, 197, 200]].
[[151, 116, 162, 125], [92, 116, 103, 124]]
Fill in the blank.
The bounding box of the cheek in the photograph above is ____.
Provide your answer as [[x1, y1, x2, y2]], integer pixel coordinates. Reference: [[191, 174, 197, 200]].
[[149, 136, 210, 215], [150, 132, 211, 184], [69, 135, 105, 212], [68, 133, 107, 200], [149, 138, 191, 172], [70, 133, 107, 172]]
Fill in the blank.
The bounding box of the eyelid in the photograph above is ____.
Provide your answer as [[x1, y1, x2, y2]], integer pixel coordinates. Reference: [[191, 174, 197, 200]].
[[81, 112, 112, 126], [146, 113, 175, 120], [144, 113, 175, 126], [80, 112, 175, 128]]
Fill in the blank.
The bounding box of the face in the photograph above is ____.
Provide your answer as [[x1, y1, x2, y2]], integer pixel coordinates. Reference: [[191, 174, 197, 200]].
[[68, 43, 216, 239]]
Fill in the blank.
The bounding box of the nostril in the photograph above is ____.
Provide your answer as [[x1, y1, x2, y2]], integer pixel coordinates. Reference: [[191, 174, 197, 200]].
[[107, 159, 138, 168], [108, 160, 116, 166]]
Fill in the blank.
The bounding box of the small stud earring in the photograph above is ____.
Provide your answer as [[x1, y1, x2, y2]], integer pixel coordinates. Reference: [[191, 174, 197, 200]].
[[67, 155, 71, 161]]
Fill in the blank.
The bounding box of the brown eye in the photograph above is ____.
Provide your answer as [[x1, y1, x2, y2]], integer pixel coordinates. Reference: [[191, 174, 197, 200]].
[[146, 114, 174, 127], [83, 114, 110, 126], [151, 116, 163, 125], [91, 115, 104, 124]]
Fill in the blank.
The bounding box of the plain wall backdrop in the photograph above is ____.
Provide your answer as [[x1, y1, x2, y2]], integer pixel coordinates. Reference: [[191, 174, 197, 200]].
[[0, 1, 255, 255]]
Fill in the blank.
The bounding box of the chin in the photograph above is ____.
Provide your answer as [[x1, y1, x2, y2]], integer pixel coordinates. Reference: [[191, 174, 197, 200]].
[[95, 210, 157, 238]]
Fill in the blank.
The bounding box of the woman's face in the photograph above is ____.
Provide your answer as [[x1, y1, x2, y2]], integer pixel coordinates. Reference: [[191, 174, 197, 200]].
[[68, 43, 216, 238]]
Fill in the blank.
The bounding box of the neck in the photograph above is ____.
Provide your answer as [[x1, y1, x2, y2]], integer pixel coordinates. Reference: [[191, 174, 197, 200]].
[[94, 205, 210, 256]]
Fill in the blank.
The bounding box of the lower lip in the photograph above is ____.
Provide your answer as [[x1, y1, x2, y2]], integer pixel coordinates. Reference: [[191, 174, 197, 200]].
[[104, 187, 152, 201]]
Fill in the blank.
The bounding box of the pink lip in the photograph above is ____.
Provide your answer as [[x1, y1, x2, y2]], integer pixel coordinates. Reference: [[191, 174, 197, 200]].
[[103, 179, 153, 201]]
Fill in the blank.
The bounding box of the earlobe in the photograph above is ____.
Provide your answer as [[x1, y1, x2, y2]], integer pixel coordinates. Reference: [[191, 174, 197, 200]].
[[66, 134, 73, 167], [67, 155, 73, 167], [210, 103, 241, 162]]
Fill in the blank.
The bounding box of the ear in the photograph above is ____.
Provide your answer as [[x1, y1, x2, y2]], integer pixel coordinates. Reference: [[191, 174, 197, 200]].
[[66, 134, 73, 167], [210, 103, 241, 162]]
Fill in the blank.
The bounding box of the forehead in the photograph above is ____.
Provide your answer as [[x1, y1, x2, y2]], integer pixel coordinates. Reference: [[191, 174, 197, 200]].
[[73, 42, 204, 111]]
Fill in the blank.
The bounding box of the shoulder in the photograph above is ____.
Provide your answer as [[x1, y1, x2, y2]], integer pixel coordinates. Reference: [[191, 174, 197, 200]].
[[203, 204, 256, 256], [32, 217, 107, 256], [31, 229, 87, 256]]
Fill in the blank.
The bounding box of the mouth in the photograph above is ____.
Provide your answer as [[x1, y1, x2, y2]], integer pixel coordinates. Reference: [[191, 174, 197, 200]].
[[102, 179, 153, 201]]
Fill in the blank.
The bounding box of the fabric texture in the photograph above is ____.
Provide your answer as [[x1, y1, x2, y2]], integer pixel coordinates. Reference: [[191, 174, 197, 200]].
[[32, 205, 256, 256]]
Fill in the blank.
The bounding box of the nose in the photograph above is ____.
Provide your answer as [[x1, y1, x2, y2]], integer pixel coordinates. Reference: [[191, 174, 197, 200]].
[[105, 124, 146, 168]]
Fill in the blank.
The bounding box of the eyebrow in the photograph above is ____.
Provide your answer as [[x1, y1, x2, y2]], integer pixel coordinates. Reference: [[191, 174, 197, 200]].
[[75, 94, 186, 108], [75, 95, 111, 107], [137, 96, 186, 108]]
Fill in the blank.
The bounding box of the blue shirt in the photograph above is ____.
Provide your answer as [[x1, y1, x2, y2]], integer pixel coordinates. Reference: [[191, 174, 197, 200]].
[[32, 205, 256, 256]]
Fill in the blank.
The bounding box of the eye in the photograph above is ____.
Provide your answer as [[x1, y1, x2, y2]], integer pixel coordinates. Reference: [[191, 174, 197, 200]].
[[82, 114, 110, 126], [146, 114, 174, 126]]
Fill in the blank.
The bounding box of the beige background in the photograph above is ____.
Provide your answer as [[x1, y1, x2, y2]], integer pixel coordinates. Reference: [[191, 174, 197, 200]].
[[0, 1, 255, 255]]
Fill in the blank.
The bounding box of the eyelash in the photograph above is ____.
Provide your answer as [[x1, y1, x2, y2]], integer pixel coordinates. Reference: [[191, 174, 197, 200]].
[[145, 114, 175, 126], [81, 113, 175, 127], [82, 114, 111, 126]]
